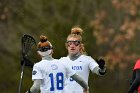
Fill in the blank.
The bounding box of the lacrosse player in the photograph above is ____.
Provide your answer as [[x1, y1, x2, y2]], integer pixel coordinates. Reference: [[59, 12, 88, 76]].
[[26, 35, 89, 93], [59, 26, 106, 93], [128, 59, 140, 93]]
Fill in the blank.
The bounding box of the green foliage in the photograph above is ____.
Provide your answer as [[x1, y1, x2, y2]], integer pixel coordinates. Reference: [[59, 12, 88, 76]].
[[0, 0, 140, 92]]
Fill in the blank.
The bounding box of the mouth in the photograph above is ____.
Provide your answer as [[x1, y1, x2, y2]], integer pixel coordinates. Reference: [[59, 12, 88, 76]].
[[70, 48, 75, 50]]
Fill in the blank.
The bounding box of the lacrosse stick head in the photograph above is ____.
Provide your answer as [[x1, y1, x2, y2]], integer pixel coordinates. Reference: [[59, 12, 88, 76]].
[[21, 34, 36, 57]]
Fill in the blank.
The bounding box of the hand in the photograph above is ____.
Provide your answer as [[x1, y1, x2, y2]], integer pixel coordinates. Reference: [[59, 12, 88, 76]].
[[83, 90, 89, 93], [96, 58, 105, 69], [21, 57, 33, 68], [26, 89, 32, 93]]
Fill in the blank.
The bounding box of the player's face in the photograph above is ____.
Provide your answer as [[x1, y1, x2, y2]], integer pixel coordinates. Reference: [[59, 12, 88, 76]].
[[66, 37, 81, 55]]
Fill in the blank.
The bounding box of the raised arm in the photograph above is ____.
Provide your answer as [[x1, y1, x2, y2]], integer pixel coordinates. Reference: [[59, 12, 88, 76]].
[[92, 58, 106, 76]]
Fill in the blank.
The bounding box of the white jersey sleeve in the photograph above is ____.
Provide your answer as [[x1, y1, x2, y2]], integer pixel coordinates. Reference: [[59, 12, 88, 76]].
[[87, 56, 99, 71], [32, 62, 43, 80]]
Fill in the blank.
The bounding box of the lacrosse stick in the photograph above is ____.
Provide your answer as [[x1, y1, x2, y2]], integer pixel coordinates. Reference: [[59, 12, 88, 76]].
[[18, 34, 36, 93]]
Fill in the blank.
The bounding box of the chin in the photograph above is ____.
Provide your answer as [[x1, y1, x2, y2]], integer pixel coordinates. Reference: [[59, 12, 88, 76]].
[[70, 52, 77, 55]]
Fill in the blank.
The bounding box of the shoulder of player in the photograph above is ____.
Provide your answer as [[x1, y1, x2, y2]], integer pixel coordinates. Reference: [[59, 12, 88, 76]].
[[136, 59, 140, 63], [134, 59, 140, 67], [59, 56, 68, 59], [133, 59, 140, 70], [52, 59, 59, 61], [59, 56, 68, 62], [80, 55, 97, 64], [34, 60, 44, 67], [81, 55, 94, 60], [33, 59, 59, 69], [34, 59, 52, 67]]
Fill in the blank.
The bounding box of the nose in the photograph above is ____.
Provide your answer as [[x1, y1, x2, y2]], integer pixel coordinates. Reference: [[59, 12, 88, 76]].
[[69, 43, 76, 47]]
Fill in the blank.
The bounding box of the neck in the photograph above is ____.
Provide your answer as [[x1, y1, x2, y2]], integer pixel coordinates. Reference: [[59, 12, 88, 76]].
[[69, 52, 81, 61], [42, 55, 54, 60]]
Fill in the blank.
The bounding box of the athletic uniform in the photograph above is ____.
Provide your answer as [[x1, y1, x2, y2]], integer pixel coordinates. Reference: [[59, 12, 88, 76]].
[[32, 59, 76, 93], [128, 59, 140, 93], [133, 59, 140, 93], [60, 55, 99, 93]]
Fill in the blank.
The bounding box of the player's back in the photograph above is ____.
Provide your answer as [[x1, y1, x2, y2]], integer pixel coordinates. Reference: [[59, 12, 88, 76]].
[[33, 59, 75, 93]]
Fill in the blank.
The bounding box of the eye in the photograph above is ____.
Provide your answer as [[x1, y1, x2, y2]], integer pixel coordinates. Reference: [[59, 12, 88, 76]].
[[66, 41, 80, 46], [73, 41, 80, 46], [67, 42, 73, 46]]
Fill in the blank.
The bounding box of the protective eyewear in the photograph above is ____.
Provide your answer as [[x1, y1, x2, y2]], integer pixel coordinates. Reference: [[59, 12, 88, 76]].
[[38, 46, 52, 52], [66, 40, 81, 46]]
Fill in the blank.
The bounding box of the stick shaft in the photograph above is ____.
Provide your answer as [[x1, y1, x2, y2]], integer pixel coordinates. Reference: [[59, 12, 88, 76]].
[[18, 61, 25, 93]]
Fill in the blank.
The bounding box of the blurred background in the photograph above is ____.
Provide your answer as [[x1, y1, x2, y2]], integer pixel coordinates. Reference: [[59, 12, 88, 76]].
[[1, 0, 140, 93]]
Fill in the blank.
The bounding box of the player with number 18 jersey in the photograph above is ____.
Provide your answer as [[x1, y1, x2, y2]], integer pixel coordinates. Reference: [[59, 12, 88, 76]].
[[32, 59, 76, 93], [26, 35, 89, 93]]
